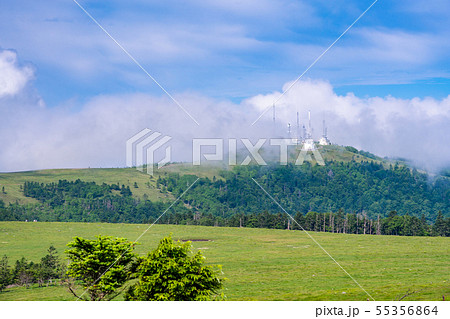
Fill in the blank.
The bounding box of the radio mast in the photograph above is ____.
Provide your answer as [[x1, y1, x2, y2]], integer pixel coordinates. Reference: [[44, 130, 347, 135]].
[[272, 104, 276, 136]]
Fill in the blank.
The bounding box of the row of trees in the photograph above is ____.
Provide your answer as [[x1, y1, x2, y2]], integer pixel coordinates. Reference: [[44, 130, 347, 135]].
[[0, 246, 64, 292], [295, 210, 449, 236], [0, 192, 167, 224], [23, 180, 132, 207], [4, 196, 447, 236], [153, 209, 450, 237]]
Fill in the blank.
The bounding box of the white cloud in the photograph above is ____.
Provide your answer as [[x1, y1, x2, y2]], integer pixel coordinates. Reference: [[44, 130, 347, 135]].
[[0, 49, 34, 98], [281, 27, 450, 86], [352, 28, 447, 66], [0, 80, 267, 171]]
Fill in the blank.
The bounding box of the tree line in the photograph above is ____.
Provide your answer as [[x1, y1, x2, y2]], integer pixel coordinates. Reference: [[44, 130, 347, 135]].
[[1, 180, 164, 223], [0, 246, 65, 292], [152, 208, 449, 236]]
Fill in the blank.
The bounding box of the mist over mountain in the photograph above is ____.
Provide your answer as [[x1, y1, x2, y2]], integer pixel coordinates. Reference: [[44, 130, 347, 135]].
[[1, 48, 450, 174]]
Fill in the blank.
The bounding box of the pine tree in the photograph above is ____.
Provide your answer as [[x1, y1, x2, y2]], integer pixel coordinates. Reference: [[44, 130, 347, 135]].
[[433, 211, 446, 236], [0, 255, 12, 292]]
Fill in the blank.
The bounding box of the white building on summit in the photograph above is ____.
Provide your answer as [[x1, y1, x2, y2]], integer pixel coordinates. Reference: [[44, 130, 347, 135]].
[[318, 119, 331, 146], [303, 110, 316, 150]]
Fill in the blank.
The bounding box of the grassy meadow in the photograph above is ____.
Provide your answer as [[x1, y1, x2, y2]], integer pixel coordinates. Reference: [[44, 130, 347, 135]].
[[0, 221, 448, 301]]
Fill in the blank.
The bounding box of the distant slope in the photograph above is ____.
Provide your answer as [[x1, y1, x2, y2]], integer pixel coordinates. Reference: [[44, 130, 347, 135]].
[[0, 165, 223, 205], [1, 145, 448, 224]]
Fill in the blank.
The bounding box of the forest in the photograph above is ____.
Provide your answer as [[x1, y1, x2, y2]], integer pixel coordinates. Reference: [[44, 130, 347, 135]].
[[0, 161, 449, 237]]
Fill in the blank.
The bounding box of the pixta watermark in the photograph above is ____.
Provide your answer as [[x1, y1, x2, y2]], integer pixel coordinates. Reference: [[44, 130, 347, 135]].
[[127, 129, 325, 175]]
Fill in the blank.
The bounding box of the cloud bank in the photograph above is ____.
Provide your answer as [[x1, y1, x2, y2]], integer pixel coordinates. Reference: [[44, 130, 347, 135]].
[[248, 79, 450, 171], [1, 49, 449, 173]]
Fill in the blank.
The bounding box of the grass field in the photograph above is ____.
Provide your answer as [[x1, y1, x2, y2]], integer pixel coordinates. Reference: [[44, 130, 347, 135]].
[[0, 221, 448, 301]]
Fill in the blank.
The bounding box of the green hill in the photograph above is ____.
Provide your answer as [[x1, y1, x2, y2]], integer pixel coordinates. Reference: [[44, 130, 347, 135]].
[[0, 145, 399, 206], [0, 145, 448, 233]]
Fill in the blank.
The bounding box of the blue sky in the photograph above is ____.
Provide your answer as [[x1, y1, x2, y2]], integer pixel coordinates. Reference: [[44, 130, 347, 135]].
[[1, 1, 450, 172], [1, 0, 449, 106]]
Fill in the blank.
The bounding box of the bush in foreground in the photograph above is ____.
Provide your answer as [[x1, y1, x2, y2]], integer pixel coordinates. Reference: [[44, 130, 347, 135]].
[[65, 236, 137, 301], [125, 236, 224, 301]]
